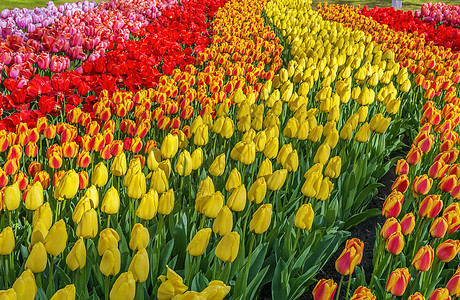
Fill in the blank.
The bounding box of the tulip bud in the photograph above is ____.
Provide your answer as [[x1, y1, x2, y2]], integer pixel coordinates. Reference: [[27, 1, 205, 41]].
[[248, 177, 267, 204], [335, 238, 364, 276], [436, 239, 460, 262], [44, 219, 68, 256], [55, 170, 79, 200], [391, 175, 409, 193], [100, 187, 120, 215], [136, 189, 158, 220], [285, 150, 299, 172], [266, 169, 288, 191], [400, 213, 415, 235], [109, 272, 136, 300], [0, 227, 15, 255], [0, 289, 17, 299], [406, 145, 423, 165], [3, 183, 20, 211], [191, 148, 203, 170], [302, 170, 322, 198], [194, 124, 209, 146], [380, 217, 401, 239], [209, 153, 226, 177], [257, 158, 272, 179], [395, 159, 409, 175], [264, 137, 279, 160], [129, 223, 149, 251], [295, 203, 314, 231], [419, 195, 442, 219], [147, 148, 161, 171], [447, 269, 460, 297], [382, 190, 404, 218], [161, 134, 179, 159], [175, 150, 193, 176], [354, 122, 370, 143], [324, 156, 341, 178], [24, 182, 43, 211], [66, 238, 86, 271], [100, 247, 121, 276], [31, 220, 48, 246], [312, 279, 337, 300], [225, 168, 241, 193], [249, 204, 272, 234], [50, 285, 76, 300], [187, 228, 212, 256], [213, 206, 233, 236], [127, 171, 146, 199], [111, 152, 127, 177], [128, 248, 149, 282], [158, 188, 175, 215], [412, 245, 434, 272], [25, 242, 47, 273], [215, 232, 240, 263], [407, 292, 426, 300], [412, 175, 433, 196], [76, 209, 98, 239], [429, 288, 451, 300], [33, 202, 52, 229], [200, 280, 231, 299], [386, 268, 410, 296], [439, 175, 457, 193], [316, 177, 334, 201], [12, 269, 37, 300]]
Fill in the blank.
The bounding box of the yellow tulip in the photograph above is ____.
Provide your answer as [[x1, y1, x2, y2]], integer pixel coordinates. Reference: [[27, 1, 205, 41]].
[[215, 232, 240, 263], [266, 169, 288, 191], [225, 168, 241, 193], [97, 228, 120, 256], [76, 209, 98, 239], [50, 285, 76, 300], [324, 156, 342, 179], [187, 228, 212, 256], [150, 169, 168, 194], [100, 247, 121, 276], [147, 147, 161, 171], [277, 143, 293, 166], [25, 242, 47, 273], [3, 183, 20, 211], [193, 124, 209, 146], [200, 281, 231, 299], [209, 153, 226, 177], [72, 197, 91, 224], [44, 219, 68, 256], [285, 150, 299, 172], [161, 134, 179, 159], [263, 137, 279, 159], [111, 152, 127, 177], [314, 144, 331, 165], [0, 227, 15, 255], [101, 187, 120, 214], [158, 188, 175, 215], [32, 202, 52, 229], [24, 182, 43, 210], [91, 162, 108, 187], [127, 171, 146, 199], [54, 170, 79, 200], [301, 171, 323, 198], [30, 220, 48, 246], [66, 238, 86, 271], [84, 185, 99, 208], [136, 189, 158, 220], [354, 122, 370, 143], [12, 269, 36, 300], [129, 223, 149, 251], [295, 203, 314, 231], [213, 206, 233, 236], [316, 177, 334, 201], [109, 272, 136, 300], [191, 148, 204, 170], [226, 184, 247, 212], [0, 289, 17, 300], [128, 248, 149, 282], [249, 204, 273, 234]]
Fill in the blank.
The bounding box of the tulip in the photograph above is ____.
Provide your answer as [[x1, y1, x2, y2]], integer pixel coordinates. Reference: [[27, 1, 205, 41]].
[[285, 150, 299, 172], [129, 224, 149, 251], [419, 195, 443, 219], [436, 239, 460, 262], [3, 183, 20, 211], [370, 113, 391, 133], [50, 285, 76, 300], [430, 216, 448, 238], [12, 269, 36, 300], [193, 124, 209, 146], [429, 288, 451, 300], [227, 184, 247, 212], [335, 239, 364, 276], [395, 159, 409, 175], [225, 168, 241, 193], [191, 148, 203, 170], [200, 281, 231, 299], [175, 150, 193, 176], [380, 217, 401, 239], [248, 177, 267, 204], [412, 175, 433, 196], [33, 202, 52, 229], [400, 213, 416, 235], [215, 232, 240, 263], [312, 279, 337, 300], [386, 268, 410, 296], [187, 228, 212, 256], [76, 209, 98, 239], [354, 123, 370, 143], [24, 181, 43, 210], [295, 203, 314, 231], [84, 185, 99, 208], [266, 169, 288, 191], [428, 161, 448, 179], [147, 148, 161, 171], [111, 152, 127, 177], [127, 171, 146, 199], [407, 292, 426, 300], [264, 137, 279, 159], [406, 145, 423, 165], [158, 188, 175, 215], [0, 227, 15, 255], [157, 266, 188, 300], [439, 175, 457, 193], [91, 162, 108, 187], [324, 156, 341, 179], [136, 189, 158, 220], [128, 248, 149, 282], [161, 134, 179, 159], [316, 177, 334, 201], [257, 158, 273, 178], [412, 245, 434, 272], [0, 289, 17, 299], [197, 192, 224, 218], [391, 174, 409, 193], [302, 171, 322, 198], [31, 220, 48, 246], [150, 169, 168, 194], [213, 206, 233, 236], [314, 144, 331, 165], [109, 272, 136, 300], [447, 269, 460, 297], [54, 170, 79, 199], [249, 204, 272, 234], [66, 238, 86, 271], [100, 247, 121, 276], [44, 219, 68, 256], [382, 190, 404, 218], [385, 231, 404, 255], [350, 286, 376, 300], [25, 242, 47, 273], [209, 153, 226, 177], [101, 187, 120, 215], [97, 228, 120, 256], [308, 125, 323, 142]]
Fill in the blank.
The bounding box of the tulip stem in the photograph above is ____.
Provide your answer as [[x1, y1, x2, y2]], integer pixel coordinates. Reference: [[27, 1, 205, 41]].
[[335, 275, 344, 300], [105, 275, 109, 300], [386, 254, 394, 290], [48, 256, 55, 296], [345, 274, 352, 300], [2, 255, 8, 289], [292, 227, 301, 253], [412, 219, 426, 259], [410, 271, 419, 295], [107, 215, 111, 229], [187, 256, 194, 286]]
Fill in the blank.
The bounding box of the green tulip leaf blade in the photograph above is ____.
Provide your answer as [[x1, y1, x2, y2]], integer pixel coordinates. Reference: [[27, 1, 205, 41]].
[[340, 208, 381, 231]]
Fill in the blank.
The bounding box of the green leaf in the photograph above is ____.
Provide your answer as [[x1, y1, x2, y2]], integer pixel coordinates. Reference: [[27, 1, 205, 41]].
[[271, 258, 287, 300], [352, 182, 383, 213], [246, 266, 270, 300], [341, 208, 382, 231]]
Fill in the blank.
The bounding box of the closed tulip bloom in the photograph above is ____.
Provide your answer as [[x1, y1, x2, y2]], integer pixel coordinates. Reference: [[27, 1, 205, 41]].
[[412, 245, 434, 272], [257, 159, 273, 179], [213, 206, 233, 236], [50, 285, 75, 300], [340, 123, 353, 140], [91, 162, 108, 187], [395, 159, 410, 175], [129, 223, 149, 251], [316, 177, 334, 201], [110, 271, 136, 300], [295, 203, 314, 231], [12, 269, 36, 300], [101, 187, 120, 214], [111, 152, 127, 177], [400, 213, 416, 235], [147, 148, 161, 171], [24, 181, 43, 210], [335, 239, 364, 276], [264, 137, 279, 159], [127, 170, 146, 199], [308, 125, 323, 143], [0, 227, 15, 255], [33, 202, 52, 229], [44, 219, 68, 256], [194, 124, 209, 146], [439, 175, 457, 193], [98, 228, 120, 256], [266, 169, 288, 191], [312, 279, 337, 300], [25, 242, 47, 273], [436, 239, 460, 262], [227, 184, 247, 212], [407, 292, 426, 300], [200, 280, 231, 299], [225, 168, 241, 193], [100, 247, 121, 276], [386, 268, 410, 296], [31, 220, 48, 246], [200, 192, 224, 218], [382, 190, 404, 218], [419, 195, 443, 219], [430, 216, 448, 239], [161, 134, 179, 159], [175, 150, 193, 176], [76, 209, 98, 239], [66, 238, 86, 271], [0, 289, 17, 299], [4, 182, 20, 210], [250, 204, 272, 234], [284, 118, 299, 138], [209, 153, 226, 177], [447, 269, 460, 297], [128, 248, 149, 282], [385, 231, 404, 255], [248, 177, 267, 204], [354, 123, 370, 143], [391, 175, 409, 193], [136, 189, 158, 220], [380, 217, 401, 239], [150, 169, 168, 194], [314, 144, 331, 165], [324, 156, 341, 179], [72, 197, 91, 224], [191, 148, 203, 170], [429, 288, 451, 300], [158, 188, 175, 215], [187, 228, 212, 256], [215, 232, 240, 263], [285, 150, 299, 172], [84, 185, 99, 208], [406, 145, 423, 165], [412, 175, 433, 196]]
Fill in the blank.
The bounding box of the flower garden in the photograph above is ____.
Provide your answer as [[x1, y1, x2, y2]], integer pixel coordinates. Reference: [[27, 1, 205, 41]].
[[1, 0, 460, 298]]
